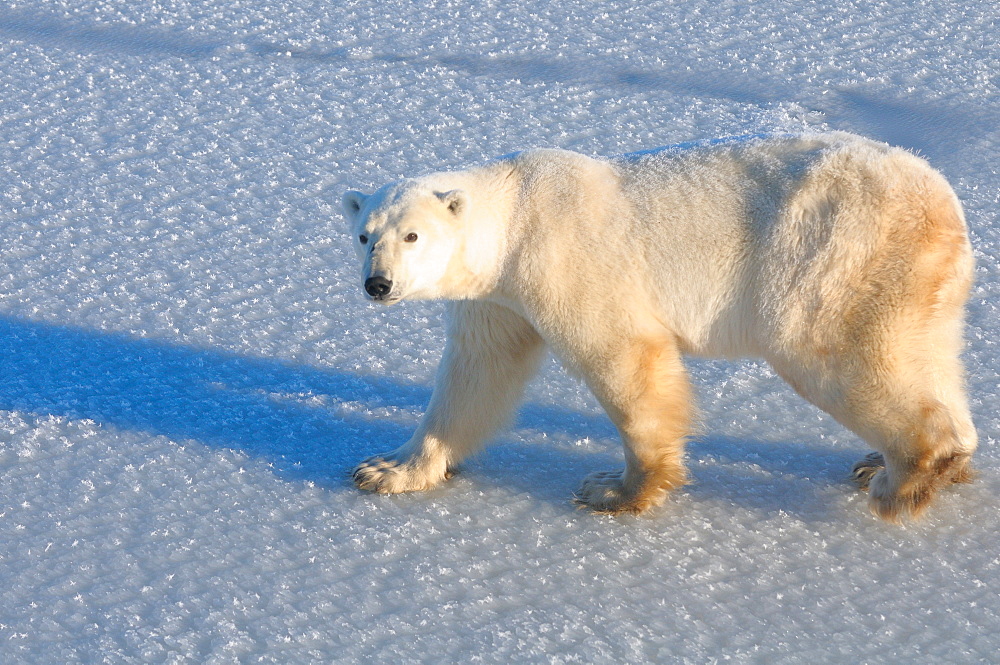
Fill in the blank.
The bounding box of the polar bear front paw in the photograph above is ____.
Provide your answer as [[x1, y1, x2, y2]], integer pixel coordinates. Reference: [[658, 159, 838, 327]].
[[352, 453, 451, 494], [573, 470, 666, 516]]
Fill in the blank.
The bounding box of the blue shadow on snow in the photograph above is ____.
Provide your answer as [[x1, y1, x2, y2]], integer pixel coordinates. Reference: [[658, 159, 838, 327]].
[[0, 316, 862, 516], [0, 316, 613, 488]]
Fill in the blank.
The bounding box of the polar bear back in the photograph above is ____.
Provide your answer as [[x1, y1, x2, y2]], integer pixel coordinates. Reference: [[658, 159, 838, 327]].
[[495, 133, 967, 361]]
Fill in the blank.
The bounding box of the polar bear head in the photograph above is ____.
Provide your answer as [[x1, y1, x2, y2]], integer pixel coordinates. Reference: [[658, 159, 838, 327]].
[[342, 180, 471, 304]]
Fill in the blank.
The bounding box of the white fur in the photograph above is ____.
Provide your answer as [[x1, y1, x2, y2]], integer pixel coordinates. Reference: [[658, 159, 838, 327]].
[[344, 132, 976, 521]]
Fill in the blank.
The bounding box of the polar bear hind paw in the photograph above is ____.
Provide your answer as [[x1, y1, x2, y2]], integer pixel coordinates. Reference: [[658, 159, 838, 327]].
[[852, 450, 975, 522]]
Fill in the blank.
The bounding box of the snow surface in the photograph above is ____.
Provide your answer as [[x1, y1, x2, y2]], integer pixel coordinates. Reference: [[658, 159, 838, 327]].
[[0, 0, 998, 662]]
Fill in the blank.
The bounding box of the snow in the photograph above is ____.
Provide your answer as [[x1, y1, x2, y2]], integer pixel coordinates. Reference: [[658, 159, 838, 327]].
[[0, 0, 998, 662]]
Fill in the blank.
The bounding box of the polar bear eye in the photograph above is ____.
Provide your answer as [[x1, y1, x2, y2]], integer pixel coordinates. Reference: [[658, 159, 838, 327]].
[[404, 233, 418, 243], [359, 234, 368, 245]]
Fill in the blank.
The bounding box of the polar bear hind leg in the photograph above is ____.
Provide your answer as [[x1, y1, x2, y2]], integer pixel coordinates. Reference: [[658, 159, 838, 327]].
[[861, 196, 975, 521], [849, 305, 976, 521], [849, 398, 975, 523], [787, 190, 975, 522], [779, 308, 975, 522]]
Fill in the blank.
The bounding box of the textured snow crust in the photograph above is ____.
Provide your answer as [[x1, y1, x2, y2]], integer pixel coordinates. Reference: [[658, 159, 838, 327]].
[[1, 1, 998, 663]]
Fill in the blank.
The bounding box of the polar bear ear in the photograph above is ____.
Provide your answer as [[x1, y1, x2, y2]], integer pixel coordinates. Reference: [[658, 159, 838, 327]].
[[341, 190, 368, 223], [436, 190, 469, 217]]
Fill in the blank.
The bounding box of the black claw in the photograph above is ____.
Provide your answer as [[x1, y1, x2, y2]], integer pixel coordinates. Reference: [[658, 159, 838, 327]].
[[850, 452, 886, 489]]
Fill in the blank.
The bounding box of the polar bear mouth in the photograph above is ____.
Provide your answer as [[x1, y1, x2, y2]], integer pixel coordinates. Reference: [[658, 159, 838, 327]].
[[364, 290, 403, 305]]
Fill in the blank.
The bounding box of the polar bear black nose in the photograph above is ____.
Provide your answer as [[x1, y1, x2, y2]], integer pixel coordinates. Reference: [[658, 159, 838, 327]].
[[365, 276, 392, 298]]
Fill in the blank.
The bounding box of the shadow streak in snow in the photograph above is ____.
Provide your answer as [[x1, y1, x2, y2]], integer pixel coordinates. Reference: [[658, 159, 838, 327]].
[[0, 10, 771, 105], [0, 12, 224, 58]]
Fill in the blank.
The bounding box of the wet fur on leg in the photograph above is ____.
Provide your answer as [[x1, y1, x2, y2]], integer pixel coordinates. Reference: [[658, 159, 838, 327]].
[[572, 337, 693, 515]]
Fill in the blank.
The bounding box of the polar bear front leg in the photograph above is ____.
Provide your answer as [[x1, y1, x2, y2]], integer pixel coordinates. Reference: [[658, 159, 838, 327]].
[[573, 336, 694, 515], [353, 302, 546, 495]]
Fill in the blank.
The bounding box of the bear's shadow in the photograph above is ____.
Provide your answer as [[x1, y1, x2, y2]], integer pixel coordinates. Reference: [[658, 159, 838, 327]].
[[469, 432, 862, 523], [0, 316, 863, 520]]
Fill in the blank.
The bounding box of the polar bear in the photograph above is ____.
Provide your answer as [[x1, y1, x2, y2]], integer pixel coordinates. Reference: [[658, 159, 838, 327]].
[[342, 132, 976, 522]]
